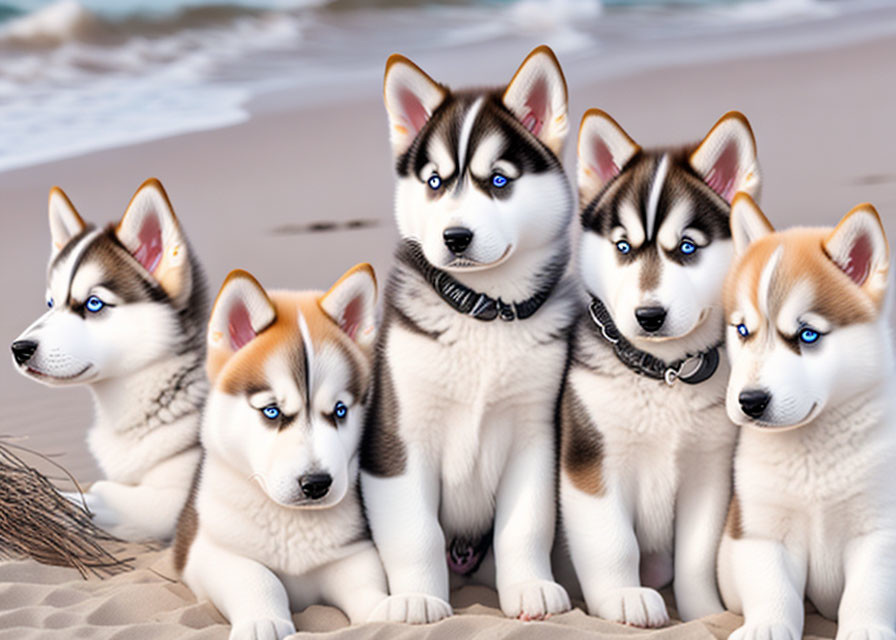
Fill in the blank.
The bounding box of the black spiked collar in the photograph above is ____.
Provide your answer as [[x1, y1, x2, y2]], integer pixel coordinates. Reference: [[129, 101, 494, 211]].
[[587, 297, 721, 385], [398, 241, 564, 322]]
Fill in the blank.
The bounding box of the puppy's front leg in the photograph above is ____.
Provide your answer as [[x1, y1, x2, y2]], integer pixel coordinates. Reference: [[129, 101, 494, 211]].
[[673, 447, 730, 620], [312, 542, 389, 624], [836, 531, 896, 640], [363, 450, 452, 624], [184, 536, 295, 640], [728, 537, 806, 640], [561, 474, 669, 627], [494, 429, 571, 620]]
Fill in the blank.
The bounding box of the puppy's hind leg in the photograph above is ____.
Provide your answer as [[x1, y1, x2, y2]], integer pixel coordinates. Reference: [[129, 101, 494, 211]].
[[68, 480, 188, 541]]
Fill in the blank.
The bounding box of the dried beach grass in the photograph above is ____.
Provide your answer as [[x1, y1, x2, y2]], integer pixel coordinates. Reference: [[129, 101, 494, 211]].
[[0, 436, 133, 578]]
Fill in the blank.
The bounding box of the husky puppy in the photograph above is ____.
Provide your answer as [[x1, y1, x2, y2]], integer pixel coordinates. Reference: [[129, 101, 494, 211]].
[[10, 179, 207, 541], [360, 46, 576, 623], [718, 194, 896, 640], [175, 264, 387, 640], [559, 110, 761, 625]]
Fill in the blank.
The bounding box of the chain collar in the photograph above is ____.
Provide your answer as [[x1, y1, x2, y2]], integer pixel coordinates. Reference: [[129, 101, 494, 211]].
[[398, 241, 564, 322], [587, 297, 721, 386]]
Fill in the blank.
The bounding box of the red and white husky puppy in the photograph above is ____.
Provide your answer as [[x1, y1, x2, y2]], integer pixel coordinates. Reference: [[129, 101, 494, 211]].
[[719, 193, 896, 640], [175, 265, 387, 640]]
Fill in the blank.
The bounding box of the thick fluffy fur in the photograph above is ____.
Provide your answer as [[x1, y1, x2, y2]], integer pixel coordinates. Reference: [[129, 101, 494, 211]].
[[176, 265, 387, 640], [718, 195, 896, 640], [11, 180, 207, 541], [360, 46, 577, 623], [559, 110, 760, 625]]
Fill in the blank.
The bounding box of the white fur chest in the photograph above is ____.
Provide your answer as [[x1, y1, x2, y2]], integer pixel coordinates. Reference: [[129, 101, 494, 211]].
[[735, 389, 896, 555], [386, 278, 576, 537], [568, 323, 734, 550], [196, 459, 368, 577]]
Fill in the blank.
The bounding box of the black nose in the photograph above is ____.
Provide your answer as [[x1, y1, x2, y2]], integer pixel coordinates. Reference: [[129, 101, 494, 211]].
[[443, 227, 474, 255], [299, 473, 332, 500], [11, 340, 37, 366], [635, 306, 667, 332], [739, 389, 771, 419]]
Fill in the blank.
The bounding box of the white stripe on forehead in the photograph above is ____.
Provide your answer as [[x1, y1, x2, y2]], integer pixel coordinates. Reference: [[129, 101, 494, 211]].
[[297, 309, 314, 394], [456, 96, 485, 176], [50, 228, 103, 299], [645, 153, 669, 241], [758, 245, 783, 317]]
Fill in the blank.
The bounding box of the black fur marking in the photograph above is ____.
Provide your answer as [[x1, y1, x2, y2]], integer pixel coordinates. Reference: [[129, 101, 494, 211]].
[[360, 352, 407, 478], [580, 148, 731, 247]]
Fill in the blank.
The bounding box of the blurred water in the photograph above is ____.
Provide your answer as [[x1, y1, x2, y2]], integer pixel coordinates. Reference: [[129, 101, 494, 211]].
[[0, 0, 889, 172]]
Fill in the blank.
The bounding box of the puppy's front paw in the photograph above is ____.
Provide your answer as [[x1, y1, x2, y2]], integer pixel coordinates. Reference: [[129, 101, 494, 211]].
[[500, 579, 571, 620], [590, 587, 669, 628], [367, 593, 452, 624], [837, 627, 896, 640], [729, 622, 797, 640], [230, 617, 295, 640]]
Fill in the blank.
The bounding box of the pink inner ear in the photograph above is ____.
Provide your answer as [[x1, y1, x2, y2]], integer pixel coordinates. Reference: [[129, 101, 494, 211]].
[[131, 213, 163, 274], [228, 301, 257, 351], [521, 75, 547, 137], [400, 88, 430, 135], [592, 138, 620, 184], [843, 233, 873, 286], [339, 296, 363, 341], [703, 140, 739, 202]]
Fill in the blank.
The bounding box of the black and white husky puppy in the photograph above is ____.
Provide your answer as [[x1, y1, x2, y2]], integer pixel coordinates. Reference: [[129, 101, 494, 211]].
[[360, 46, 578, 623], [559, 110, 760, 625], [11, 179, 207, 541]]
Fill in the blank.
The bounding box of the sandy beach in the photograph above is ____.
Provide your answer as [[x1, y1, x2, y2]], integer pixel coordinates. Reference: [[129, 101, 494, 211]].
[[1, 10, 895, 637]]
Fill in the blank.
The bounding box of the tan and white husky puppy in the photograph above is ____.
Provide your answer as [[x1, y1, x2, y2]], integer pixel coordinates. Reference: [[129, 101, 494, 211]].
[[718, 194, 896, 640], [11, 179, 207, 541], [175, 265, 387, 640], [559, 110, 761, 625], [361, 46, 577, 623]]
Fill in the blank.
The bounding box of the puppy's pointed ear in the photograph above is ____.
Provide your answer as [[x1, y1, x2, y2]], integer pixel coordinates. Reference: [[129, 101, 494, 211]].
[[48, 187, 86, 257], [690, 111, 760, 203], [116, 179, 192, 306], [577, 109, 640, 205], [503, 45, 568, 156], [730, 192, 774, 255], [319, 263, 377, 349], [383, 54, 448, 158], [824, 203, 889, 301], [206, 270, 277, 382]]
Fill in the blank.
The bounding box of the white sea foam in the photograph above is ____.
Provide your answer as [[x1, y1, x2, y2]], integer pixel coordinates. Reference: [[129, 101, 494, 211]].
[[0, 0, 891, 173]]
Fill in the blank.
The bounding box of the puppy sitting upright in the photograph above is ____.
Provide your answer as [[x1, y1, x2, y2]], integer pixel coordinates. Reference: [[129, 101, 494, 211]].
[[559, 110, 760, 625], [718, 195, 896, 640], [176, 264, 387, 640], [361, 46, 576, 623], [11, 179, 207, 541]]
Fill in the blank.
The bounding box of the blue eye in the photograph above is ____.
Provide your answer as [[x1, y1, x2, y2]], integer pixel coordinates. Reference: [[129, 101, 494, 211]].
[[427, 175, 442, 190], [491, 174, 508, 188], [333, 401, 348, 420], [616, 240, 631, 255], [799, 327, 820, 344], [736, 323, 750, 338], [47, 298, 54, 309], [679, 239, 697, 255], [262, 405, 281, 420], [85, 296, 105, 313]]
